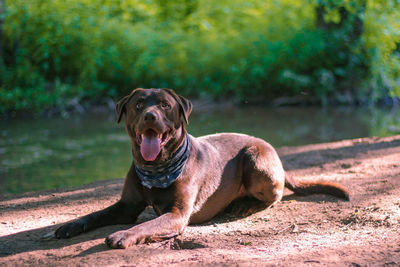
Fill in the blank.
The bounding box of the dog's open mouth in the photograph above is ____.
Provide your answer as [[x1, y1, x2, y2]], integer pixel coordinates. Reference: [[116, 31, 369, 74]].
[[137, 129, 169, 161]]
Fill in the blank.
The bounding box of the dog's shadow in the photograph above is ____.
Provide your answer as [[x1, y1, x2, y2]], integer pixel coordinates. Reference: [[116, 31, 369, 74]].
[[0, 222, 125, 257], [0, 193, 342, 257], [193, 192, 343, 226], [0, 205, 211, 257]]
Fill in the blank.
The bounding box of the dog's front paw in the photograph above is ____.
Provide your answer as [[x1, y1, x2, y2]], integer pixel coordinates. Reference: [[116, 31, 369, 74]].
[[105, 230, 143, 249], [55, 219, 87, 239]]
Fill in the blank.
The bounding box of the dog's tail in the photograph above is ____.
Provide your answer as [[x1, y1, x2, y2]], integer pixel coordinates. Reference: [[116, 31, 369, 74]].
[[285, 174, 350, 201]]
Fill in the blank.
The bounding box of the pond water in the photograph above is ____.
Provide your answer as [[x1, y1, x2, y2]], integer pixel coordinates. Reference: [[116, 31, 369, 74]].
[[1, 105, 399, 196]]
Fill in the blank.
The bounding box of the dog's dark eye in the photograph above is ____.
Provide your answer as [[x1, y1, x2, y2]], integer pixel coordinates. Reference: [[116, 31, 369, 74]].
[[136, 102, 143, 110], [161, 102, 171, 109]]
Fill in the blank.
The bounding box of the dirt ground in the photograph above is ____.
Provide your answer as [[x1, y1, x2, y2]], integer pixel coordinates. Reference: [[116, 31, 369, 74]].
[[1, 135, 400, 266]]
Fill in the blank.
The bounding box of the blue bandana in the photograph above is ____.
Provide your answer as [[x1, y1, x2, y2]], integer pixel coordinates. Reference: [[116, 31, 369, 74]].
[[134, 134, 190, 189]]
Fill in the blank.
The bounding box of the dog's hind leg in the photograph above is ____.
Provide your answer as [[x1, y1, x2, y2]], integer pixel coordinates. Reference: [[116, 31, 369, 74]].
[[242, 141, 285, 208], [225, 141, 285, 218]]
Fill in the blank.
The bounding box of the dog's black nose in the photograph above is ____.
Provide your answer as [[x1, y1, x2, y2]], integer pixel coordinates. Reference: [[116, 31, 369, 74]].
[[144, 112, 156, 121]]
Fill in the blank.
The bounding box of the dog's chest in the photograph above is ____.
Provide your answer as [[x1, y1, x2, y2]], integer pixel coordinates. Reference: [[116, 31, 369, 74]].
[[143, 187, 176, 215]]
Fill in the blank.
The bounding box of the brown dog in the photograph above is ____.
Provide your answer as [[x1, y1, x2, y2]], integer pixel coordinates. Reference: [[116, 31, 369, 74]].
[[55, 88, 350, 248]]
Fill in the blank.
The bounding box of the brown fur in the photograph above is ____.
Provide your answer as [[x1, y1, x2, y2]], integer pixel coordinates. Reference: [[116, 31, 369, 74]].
[[55, 88, 350, 248]]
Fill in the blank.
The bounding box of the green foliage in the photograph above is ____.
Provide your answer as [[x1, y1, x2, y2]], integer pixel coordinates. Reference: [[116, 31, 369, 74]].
[[1, 0, 399, 113]]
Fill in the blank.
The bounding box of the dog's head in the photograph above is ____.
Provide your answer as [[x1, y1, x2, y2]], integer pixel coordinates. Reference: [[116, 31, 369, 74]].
[[115, 88, 192, 165]]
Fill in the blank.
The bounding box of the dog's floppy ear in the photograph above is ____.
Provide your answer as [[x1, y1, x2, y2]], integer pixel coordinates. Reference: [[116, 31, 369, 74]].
[[163, 88, 192, 124], [115, 88, 142, 123]]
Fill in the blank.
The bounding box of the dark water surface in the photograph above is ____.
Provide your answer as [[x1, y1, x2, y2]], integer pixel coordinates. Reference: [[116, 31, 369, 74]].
[[1, 106, 399, 195]]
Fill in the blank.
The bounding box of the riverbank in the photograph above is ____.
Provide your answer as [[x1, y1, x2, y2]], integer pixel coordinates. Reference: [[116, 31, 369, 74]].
[[2, 94, 400, 121], [1, 135, 400, 266]]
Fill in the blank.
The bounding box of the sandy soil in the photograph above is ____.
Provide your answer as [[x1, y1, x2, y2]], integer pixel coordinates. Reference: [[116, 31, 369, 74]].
[[1, 135, 400, 266]]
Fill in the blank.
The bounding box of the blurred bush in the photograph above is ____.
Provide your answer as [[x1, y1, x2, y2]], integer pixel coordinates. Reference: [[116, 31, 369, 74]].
[[0, 0, 399, 113]]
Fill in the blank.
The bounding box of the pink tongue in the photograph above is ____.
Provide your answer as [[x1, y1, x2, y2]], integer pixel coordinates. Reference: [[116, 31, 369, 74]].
[[140, 131, 161, 161]]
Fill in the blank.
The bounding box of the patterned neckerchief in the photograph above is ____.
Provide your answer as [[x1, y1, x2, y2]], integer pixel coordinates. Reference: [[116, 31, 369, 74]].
[[134, 134, 190, 189]]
